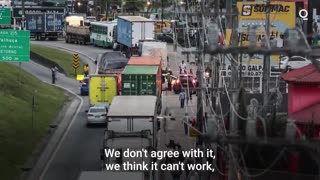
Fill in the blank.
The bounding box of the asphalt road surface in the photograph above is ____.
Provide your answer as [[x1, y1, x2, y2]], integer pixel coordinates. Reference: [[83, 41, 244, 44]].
[[23, 41, 112, 180]]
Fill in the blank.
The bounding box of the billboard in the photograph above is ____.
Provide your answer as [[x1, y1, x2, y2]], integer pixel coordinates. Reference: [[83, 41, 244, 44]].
[[224, 2, 296, 77]]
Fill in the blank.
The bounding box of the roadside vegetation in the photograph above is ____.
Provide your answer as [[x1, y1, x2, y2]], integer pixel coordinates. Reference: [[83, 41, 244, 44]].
[[30, 44, 84, 77], [0, 63, 67, 180]]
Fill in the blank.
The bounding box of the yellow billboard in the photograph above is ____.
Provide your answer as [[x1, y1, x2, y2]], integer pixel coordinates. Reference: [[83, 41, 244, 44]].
[[238, 2, 295, 26], [223, 2, 295, 76]]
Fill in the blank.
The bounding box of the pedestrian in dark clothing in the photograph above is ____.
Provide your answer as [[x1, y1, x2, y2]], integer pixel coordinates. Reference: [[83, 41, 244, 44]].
[[165, 140, 177, 150], [167, 72, 172, 91], [51, 66, 57, 84]]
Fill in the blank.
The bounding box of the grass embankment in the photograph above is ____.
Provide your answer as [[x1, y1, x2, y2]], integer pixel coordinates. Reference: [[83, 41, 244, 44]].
[[0, 63, 67, 180], [30, 44, 84, 77]]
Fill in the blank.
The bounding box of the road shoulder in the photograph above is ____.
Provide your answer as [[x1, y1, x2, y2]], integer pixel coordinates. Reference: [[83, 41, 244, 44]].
[[24, 92, 81, 180]]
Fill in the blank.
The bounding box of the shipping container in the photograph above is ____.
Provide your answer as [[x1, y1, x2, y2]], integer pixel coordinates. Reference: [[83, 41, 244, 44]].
[[89, 75, 118, 106], [121, 65, 161, 97], [26, 12, 64, 40], [127, 56, 161, 67]]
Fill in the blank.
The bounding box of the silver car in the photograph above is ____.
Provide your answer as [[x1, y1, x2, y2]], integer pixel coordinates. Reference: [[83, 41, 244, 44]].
[[87, 106, 107, 126]]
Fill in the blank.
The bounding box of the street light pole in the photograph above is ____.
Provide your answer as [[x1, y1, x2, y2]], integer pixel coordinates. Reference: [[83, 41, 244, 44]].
[[161, 0, 164, 33], [262, 0, 271, 115], [22, 0, 25, 30]]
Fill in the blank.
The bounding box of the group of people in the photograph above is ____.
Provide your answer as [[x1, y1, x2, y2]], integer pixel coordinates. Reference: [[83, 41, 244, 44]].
[[51, 64, 90, 84]]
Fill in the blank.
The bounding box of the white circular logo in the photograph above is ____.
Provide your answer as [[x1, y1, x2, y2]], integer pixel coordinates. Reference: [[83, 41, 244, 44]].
[[299, 9, 308, 20]]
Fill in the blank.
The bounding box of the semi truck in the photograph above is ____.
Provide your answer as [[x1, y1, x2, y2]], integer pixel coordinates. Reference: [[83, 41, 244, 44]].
[[65, 15, 91, 44], [113, 16, 155, 57], [25, 12, 64, 40], [88, 74, 118, 107], [121, 61, 162, 115]]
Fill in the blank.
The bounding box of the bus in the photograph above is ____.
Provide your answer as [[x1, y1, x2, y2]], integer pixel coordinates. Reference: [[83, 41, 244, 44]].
[[90, 21, 117, 48]]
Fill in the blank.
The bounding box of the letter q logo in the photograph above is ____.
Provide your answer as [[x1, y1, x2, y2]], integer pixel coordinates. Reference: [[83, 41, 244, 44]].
[[242, 5, 252, 16], [299, 9, 308, 20]]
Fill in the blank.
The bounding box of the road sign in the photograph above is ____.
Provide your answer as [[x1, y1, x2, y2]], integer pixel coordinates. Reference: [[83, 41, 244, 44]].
[[0, 30, 30, 62], [73, 53, 79, 69], [0, 7, 11, 25]]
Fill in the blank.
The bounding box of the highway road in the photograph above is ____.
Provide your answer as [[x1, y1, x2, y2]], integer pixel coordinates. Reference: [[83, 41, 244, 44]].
[[23, 41, 114, 180]]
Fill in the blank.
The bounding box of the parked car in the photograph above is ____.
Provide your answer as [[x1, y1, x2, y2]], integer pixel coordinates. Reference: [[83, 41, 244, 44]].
[[87, 106, 107, 126], [80, 77, 89, 96], [279, 56, 312, 72], [172, 74, 198, 94]]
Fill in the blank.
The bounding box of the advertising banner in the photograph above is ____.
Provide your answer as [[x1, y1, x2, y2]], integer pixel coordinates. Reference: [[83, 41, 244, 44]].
[[26, 14, 45, 32], [46, 13, 64, 32], [224, 2, 296, 77]]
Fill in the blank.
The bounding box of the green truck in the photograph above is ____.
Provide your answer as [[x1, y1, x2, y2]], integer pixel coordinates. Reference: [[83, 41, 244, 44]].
[[121, 65, 162, 114]]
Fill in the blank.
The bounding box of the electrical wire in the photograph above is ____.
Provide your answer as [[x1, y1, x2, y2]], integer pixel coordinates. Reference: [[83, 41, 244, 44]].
[[238, 148, 287, 177]]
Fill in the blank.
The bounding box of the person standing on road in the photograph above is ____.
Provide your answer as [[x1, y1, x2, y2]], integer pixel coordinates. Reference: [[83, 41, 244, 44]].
[[83, 64, 89, 77], [312, 19, 319, 45], [51, 66, 57, 84], [167, 71, 172, 91], [179, 60, 187, 74], [179, 90, 186, 108]]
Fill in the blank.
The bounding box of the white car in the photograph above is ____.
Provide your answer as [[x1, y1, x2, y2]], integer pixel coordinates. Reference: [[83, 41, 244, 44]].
[[279, 56, 312, 71], [87, 106, 107, 126]]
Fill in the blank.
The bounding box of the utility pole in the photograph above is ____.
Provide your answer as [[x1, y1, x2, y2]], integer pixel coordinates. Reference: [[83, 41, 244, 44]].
[[161, 0, 164, 33], [228, 2, 239, 180], [196, 0, 205, 145], [22, 0, 25, 30], [262, 0, 271, 115]]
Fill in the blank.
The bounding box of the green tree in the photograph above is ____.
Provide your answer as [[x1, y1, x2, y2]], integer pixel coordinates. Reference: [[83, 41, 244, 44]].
[[147, 0, 172, 13], [98, 0, 122, 16], [123, 0, 145, 15]]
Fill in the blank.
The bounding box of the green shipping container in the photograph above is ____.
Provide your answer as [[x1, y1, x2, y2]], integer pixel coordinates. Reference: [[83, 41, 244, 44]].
[[122, 65, 160, 96]]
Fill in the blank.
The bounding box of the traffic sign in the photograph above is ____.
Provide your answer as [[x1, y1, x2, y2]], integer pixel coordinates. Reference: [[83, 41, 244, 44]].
[[0, 30, 30, 62], [73, 53, 79, 69], [0, 7, 11, 25]]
